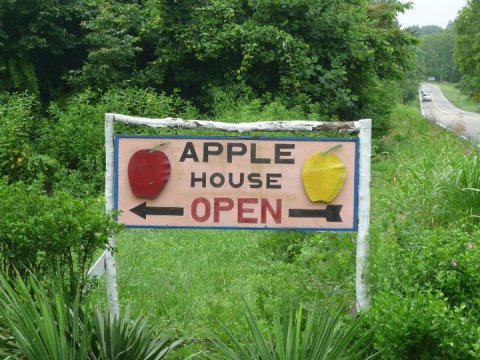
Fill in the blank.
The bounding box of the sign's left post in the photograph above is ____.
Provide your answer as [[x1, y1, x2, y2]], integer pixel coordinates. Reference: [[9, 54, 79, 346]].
[[105, 113, 120, 317]]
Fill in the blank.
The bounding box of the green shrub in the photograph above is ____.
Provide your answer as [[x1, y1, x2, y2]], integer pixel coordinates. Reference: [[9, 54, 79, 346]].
[[25, 154, 61, 194], [366, 104, 480, 358], [37, 88, 198, 196], [367, 290, 480, 359], [209, 86, 317, 123], [0, 181, 118, 296], [0, 93, 37, 182], [367, 224, 480, 358]]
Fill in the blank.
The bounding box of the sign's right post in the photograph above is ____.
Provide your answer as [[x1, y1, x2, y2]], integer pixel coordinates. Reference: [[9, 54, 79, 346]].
[[356, 119, 372, 311]]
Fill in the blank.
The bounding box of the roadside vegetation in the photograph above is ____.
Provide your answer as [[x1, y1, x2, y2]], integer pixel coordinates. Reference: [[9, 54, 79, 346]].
[[436, 83, 480, 113], [1, 0, 480, 359]]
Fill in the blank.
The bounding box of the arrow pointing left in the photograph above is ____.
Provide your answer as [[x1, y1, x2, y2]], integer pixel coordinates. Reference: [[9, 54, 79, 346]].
[[130, 202, 184, 219]]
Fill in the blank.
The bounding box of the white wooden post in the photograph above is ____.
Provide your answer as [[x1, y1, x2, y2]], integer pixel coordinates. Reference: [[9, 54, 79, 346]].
[[99, 114, 371, 315], [105, 113, 120, 317], [355, 119, 372, 311]]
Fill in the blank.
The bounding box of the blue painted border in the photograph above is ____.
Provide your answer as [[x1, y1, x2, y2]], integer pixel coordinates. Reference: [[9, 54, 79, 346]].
[[113, 136, 120, 221], [113, 134, 360, 232]]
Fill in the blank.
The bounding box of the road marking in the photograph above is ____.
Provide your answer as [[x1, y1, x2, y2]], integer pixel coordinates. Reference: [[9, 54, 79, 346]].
[[431, 95, 451, 115]]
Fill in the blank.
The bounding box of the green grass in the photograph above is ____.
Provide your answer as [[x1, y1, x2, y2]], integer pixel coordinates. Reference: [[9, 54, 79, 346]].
[[371, 102, 479, 228], [91, 229, 356, 358], [436, 82, 480, 113]]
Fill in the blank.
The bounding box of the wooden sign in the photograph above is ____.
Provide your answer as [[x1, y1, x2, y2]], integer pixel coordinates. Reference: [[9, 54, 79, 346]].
[[115, 135, 359, 230]]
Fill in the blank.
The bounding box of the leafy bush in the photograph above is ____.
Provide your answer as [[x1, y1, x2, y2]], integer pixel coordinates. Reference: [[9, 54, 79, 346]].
[[37, 88, 198, 196], [212, 302, 373, 360], [0, 180, 118, 296], [0, 93, 37, 182], [369, 226, 480, 305], [367, 289, 480, 359]]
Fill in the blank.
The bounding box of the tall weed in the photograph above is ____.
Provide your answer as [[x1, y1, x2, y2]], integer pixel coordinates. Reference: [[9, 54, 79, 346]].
[[0, 93, 37, 182], [367, 103, 480, 358]]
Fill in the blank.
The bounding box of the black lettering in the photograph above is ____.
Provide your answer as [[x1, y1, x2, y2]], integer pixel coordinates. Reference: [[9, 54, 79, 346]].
[[275, 144, 295, 164], [203, 142, 224, 162], [227, 143, 247, 163], [266, 173, 282, 189], [228, 173, 245, 188], [180, 142, 199, 162], [210, 172, 225, 188], [250, 144, 270, 164], [248, 173, 262, 188], [191, 172, 207, 188]]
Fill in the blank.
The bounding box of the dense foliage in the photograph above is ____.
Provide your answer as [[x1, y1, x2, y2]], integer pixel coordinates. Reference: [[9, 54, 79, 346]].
[[0, 0, 84, 99], [75, 0, 416, 124], [0, 180, 117, 296], [455, 0, 480, 98], [1, 0, 416, 124]]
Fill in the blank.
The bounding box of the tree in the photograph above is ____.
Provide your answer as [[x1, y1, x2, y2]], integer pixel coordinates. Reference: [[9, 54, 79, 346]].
[[417, 28, 461, 83], [455, 0, 480, 97], [75, 0, 416, 129], [408, 25, 443, 36], [0, 0, 85, 100]]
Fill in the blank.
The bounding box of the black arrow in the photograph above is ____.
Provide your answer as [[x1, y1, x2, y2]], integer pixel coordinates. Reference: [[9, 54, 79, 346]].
[[288, 205, 343, 222], [130, 202, 184, 219]]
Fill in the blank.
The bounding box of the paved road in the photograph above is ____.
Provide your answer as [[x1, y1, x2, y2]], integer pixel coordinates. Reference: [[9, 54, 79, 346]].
[[420, 83, 480, 144]]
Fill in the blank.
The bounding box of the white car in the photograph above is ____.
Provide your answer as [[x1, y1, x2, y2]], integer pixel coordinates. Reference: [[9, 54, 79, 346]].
[[421, 92, 432, 102]]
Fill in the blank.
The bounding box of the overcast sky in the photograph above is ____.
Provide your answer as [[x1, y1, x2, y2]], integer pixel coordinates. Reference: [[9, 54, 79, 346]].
[[397, 0, 467, 28]]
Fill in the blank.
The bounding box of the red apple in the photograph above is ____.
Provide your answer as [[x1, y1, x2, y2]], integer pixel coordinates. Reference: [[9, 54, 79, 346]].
[[128, 147, 171, 199]]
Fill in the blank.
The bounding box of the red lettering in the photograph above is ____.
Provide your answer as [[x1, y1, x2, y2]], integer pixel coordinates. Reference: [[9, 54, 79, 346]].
[[191, 197, 210, 222], [238, 198, 258, 223], [191, 197, 282, 225], [213, 197, 234, 222], [261, 199, 282, 223]]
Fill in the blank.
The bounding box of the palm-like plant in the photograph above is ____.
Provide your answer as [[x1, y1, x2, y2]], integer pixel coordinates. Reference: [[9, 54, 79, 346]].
[[91, 306, 182, 360], [0, 274, 92, 360], [212, 303, 375, 360], [0, 273, 181, 359]]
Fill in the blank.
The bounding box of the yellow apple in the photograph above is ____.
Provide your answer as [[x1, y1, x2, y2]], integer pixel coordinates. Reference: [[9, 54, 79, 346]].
[[301, 145, 346, 202]]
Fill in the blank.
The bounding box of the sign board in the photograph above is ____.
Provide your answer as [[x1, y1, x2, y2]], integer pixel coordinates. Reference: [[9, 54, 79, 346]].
[[115, 135, 359, 231]]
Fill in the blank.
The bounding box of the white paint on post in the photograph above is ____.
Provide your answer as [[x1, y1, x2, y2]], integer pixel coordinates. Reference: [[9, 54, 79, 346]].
[[105, 113, 120, 318], [355, 119, 372, 311], [110, 113, 359, 133]]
